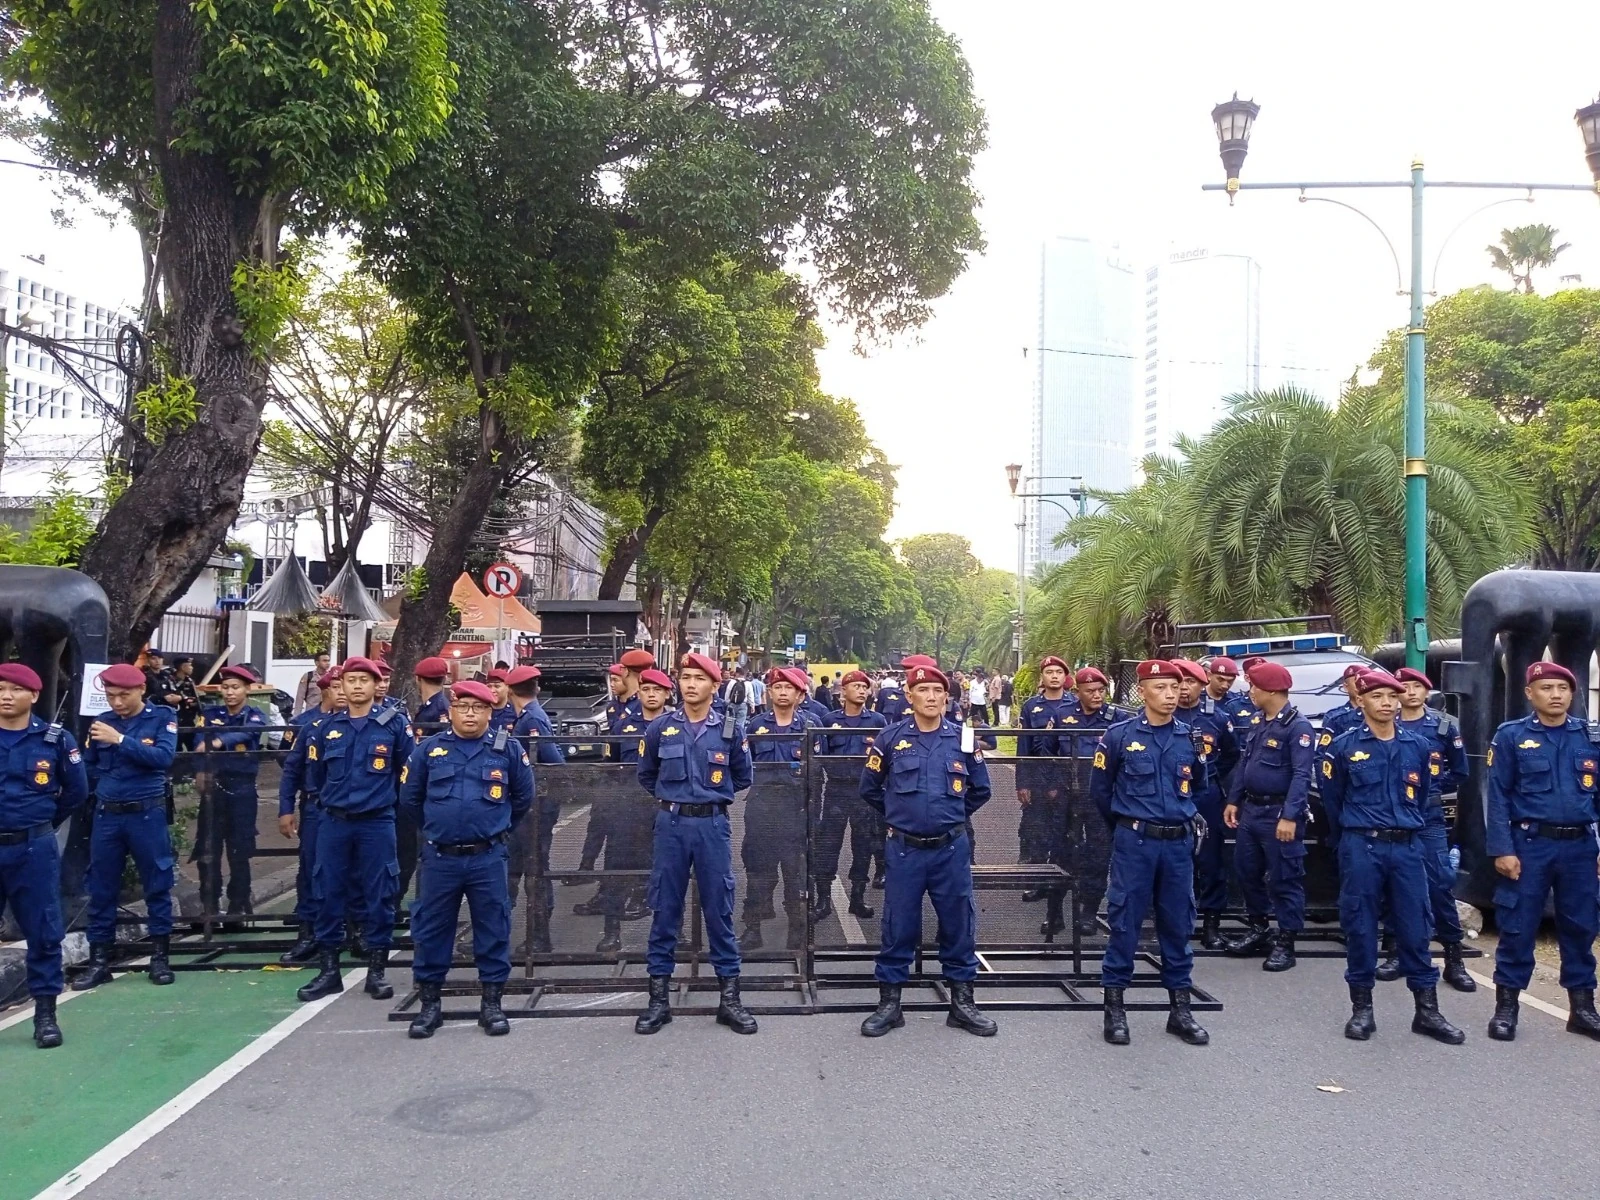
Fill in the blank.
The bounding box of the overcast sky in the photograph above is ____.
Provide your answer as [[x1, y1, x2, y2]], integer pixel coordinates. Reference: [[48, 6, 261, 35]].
[[5, 0, 1600, 570]]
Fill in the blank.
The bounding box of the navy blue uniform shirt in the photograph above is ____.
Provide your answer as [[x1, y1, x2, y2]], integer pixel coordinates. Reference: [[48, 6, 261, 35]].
[[1400, 710, 1467, 800], [278, 706, 333, 817], [747, 709, 818, 766], [1176, 699, 1239, 792], [876, 687, 910, 723], [637, 709, 753, 803], [1228, 705, 1316, 819], [85, 703, 178, 803], [512, 700, 568, 766], [0, 717, 87, 827], [858, 718, 991, 836], [1016, 693, 1076, 757], [399, 728, 534, 844], [817, 708, 888, 756], [1486, 714, 1600, 858], [413, 689, 450, 732], [197, 703, 266, 778], [303, 705, 415, 816], [1319, 724, 1434, 840], [1089, 715, 1200, 825]]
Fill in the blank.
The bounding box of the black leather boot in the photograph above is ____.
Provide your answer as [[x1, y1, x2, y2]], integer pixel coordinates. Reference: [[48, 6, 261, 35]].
[[1199, 912, 1225, 951], [72, 942, 115, 991], [347, 931, 367, 959], [1103, 986, 1130, 1045], [1566, 988, 1600, 1040], [409, 982, 443, 1039], [572, 890, 606, 916], [811, 884, 834, 921], [279, 925, 319, 965], [1486, 985, 1519, 1041], [848, 882, 875, 919], [946, 980, 997, 1036], [635, 975, 672, 1035], [1411, 986, 1466, 1044], [860, 983, 904, 1037], [1040, 895, 1066, 936], [740, 923, 764, 951], [1344, 985, 1376, 1040], [1262, 931, 1297, 972], [871, 867, 886, 890], [32, 994, 62, 1049], [479, 982, 510, 1036], [1441, 942, 1476, 992], [1075, 913, 1101, 938], [1224, 917, 1270, 957], [1375, 934, 1402, 981], [1165, 988, 1209, 1045], [296, 948, 344, 1002], [1020, 887, 1047, 903], [715, 975, 758, 1034], [363, 949, 393, 1000], [621, 892, 650, 921], [148, 934, 175, 986], [596, 917, 622, 953]]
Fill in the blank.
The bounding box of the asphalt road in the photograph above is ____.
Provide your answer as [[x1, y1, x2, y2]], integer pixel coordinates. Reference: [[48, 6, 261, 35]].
[[76, 954, 1600, 1200]]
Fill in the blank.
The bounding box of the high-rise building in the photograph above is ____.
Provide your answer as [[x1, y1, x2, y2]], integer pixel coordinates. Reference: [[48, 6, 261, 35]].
[[1028, 236, 1136, 572], [1141, 249, 1262, 459]]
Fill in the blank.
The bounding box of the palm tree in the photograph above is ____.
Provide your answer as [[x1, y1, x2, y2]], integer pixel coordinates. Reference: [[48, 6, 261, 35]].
[[1487, 224, 1572, 294], [1184, 385, 1535, 648]]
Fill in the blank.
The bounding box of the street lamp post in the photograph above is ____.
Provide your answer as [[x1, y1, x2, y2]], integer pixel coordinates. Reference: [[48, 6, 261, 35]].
[[1005, 466, 1090, 671], [1207, 94, 1600, 669]]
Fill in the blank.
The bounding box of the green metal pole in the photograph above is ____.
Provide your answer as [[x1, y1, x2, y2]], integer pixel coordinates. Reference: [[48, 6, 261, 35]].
[[1403, 160, 1428, 669]]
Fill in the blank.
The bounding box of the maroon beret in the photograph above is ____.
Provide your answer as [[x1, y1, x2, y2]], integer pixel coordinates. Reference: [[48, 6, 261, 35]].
[[1394, 667, 1431, 689], [620, 648, 656, 670], [1135, 659, 1177, 680], [905, 664, 949, 692], [1074, 666, 1108, 686], [1241, 656, 1266, 670], [778, 667, 811, 694], [639, 668, 673, 690], [1246, 661, 1293, 692], [1038, 655, 1071, 674], [451, 680, 495, 706], [1341, 663, 1366, 681], [607, 664, 627, 677], [680, 652, 722, 683], [414, 656, 450, 681], [1170, 658, 1208, 685], [1528, 661, 1578, 688], [317, 668, 343, 689], [901, 654, 938, 670], [375, 661, 392, 677], [1206, 657, 1240, 677], [505, 665, 541, 686], [99, 663, 147, 690], [486, 667, 509, 684], [0, 662, 43, 691], [340, 656, 382, 679], [1355, 669, 1404, 695], [840, 669, 871, 687], [218, 665, 258, 684]]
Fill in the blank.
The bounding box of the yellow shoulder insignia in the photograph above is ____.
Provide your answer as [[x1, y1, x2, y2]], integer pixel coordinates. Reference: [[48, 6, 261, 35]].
[[1486, 747, 1494, 767], [1517, 739, 1541, 749], [1349, 751, 1370, 762], [1127, 741, 1146, 751], [1321, 759, 1333, 778], [307, 745, 318, 761], [866, 751, 882, 771], [1092, 750, 1106, 769], [428, 746, 450, 757], [1319, 732, 1332, 746], [400, 765, 408, 784], [893, 739, 912, 751]]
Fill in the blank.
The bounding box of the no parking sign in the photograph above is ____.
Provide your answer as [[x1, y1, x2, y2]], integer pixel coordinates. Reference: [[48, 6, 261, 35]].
[[483, 563, 522, 598]]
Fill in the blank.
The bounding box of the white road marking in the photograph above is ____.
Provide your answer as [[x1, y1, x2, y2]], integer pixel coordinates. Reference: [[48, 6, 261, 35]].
[[1465, 969, 1571, 1020], [554, 805, 589, 832], [30, 970, 362, 1200], [831, 879, 866, 945]]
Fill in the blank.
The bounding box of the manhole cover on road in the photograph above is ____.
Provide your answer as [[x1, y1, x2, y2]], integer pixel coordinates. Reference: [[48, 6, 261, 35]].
[[391, 1087, 541, 1136]]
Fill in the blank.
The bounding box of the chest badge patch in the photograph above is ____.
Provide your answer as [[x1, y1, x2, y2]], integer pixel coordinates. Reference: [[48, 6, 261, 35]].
[[1518, 739, 1541, 749], [894, 740, 912, 751], [326, 730, 343, 740], [952, 779, 963, 792], [755, 726, 769, 735], [372, 757, 387, 771], [490, 784, 503, 799], [1265, 738, 1280, 748], [711, 769, 724, 784], [429, 747, 449, 757], [1127, 741, 1146, 752], [663, 726, 680, 737], [1350, 751, 1371, 762], [34, 770, 49, 784]]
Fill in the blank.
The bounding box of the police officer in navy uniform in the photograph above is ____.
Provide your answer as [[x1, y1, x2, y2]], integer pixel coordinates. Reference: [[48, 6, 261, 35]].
[[295, 656, 415, 1004], [75, 663, 179, 991], [857, 663, 994, 1037], [1319, 664, 1367, 740], [1484, 660, 1600, 1042], [599, 668, 675, 948], [195, 665, 266, 921], [0, 662, 88, 1047], [742, 666, 818, 951], [1059, 666, 1124, 937], [1090, 660, 1209, 1047], [874, 675, 910, 723], [276, 667, 343, 964], [1173, 659, 1239, 950], [1202, 657, 1253, 721], [1223, 660, 1315, 970], [814, 669, 888, 920], [1376, 666, 1475, 992], [634, 653, 757, 1035], [412, 656, 452, 731], [1015, 656, 1076, 930], [505, 665, 570, 952], [1320, 669, 1464, 1043], [400, 679, 534, 1038]]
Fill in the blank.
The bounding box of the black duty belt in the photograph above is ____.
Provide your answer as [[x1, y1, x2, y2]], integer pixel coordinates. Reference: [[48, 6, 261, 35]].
[[431, 832, 509, 856], [99, 799, 162, 815], [1352, 828, 1415, 843], [659, 801, 725, 818], [1242, 792, 1287, 806], [888, 826, 961, 849], [1117, 818, 1190, 840], [0, 822, 53, 845], [1519, 821, 1594, 840], [323, 807, 391, 821]]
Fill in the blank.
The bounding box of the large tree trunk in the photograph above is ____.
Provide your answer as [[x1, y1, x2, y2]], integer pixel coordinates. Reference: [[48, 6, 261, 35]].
[[386, 431, 509, 703], [596, 504, 665, 599], [78, 0, 267, 660]]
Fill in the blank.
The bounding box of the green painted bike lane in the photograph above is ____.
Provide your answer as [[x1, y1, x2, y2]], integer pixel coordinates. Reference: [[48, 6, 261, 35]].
[[0, 965, 315, 1198]]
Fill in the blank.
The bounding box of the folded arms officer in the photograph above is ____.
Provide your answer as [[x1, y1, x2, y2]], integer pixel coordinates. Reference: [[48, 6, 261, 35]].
[[814, 669, 888, 921], [0, 663, 87, 1048], [195, 665, 266, 921]]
